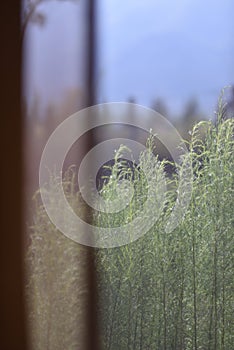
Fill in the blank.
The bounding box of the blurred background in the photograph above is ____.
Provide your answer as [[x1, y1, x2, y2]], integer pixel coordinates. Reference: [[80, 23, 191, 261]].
[[23, 0, 234, 196], [21, 1, 234, 349]]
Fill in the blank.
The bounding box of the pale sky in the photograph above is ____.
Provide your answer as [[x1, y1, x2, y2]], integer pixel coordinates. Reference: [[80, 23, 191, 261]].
[[24, 0, 234, 117], [97, 0, 234, 114]]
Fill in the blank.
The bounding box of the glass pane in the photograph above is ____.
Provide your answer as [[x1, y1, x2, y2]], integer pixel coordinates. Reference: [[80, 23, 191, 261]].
[[95, 2, 234, 349], [22, 1, 92, 348]]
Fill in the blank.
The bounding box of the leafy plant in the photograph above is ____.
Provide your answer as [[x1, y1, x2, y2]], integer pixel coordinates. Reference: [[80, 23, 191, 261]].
[[95, 107, 233, 349], [26, 97, 233, 349]]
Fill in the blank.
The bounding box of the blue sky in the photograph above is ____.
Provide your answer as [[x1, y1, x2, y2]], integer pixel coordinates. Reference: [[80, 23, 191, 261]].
[[97, 0, 234, 115], [24, 0, 234, 117]]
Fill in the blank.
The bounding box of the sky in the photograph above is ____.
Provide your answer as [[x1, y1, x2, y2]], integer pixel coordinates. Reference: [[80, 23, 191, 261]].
[[24, 0, 234, 117]]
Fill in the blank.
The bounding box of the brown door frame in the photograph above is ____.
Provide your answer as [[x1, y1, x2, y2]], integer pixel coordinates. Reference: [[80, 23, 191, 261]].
[[0, 1, 27, 349], [0, 0, 99, 348]]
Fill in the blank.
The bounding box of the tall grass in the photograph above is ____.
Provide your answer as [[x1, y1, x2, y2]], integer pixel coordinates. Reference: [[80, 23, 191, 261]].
[[26, 172, 90, 349], [27, 101, 233, 349], [95, 113, 233, 349]]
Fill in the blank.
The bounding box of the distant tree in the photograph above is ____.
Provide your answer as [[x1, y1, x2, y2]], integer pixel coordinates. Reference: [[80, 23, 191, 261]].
[[183, 98, 199, 121], [151, 97, 168, 119], [21, 0, 78, 40], [224, 85, 234, 119], [127, 97, 144, 141], [180, 98, 201, 138]]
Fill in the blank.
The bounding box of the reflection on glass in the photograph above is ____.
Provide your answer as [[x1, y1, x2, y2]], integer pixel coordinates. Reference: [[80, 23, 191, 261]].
[[23, 1, 91, 348]]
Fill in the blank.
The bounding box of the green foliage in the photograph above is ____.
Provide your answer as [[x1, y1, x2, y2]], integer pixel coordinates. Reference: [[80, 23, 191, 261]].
[[95, 116, 234, 349], [27, 101, 233, 349]]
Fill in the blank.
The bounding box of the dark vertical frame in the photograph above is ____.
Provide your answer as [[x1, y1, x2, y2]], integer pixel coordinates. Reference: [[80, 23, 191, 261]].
[[87, 0, 97, 108], [0, 0, 99, 348], [0, 1, 27, 349], [86, 1, 100, 349]]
